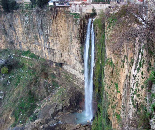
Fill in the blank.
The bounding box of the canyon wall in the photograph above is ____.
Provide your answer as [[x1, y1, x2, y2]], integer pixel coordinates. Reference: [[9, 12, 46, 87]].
[[0, 8, 87, 130], [104, 5, 155, 129], [0, 4, 154, 130], [0, 8, 85, 75]]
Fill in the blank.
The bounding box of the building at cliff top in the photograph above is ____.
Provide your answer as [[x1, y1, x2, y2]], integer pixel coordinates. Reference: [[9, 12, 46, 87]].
[[16, 0, 30, 3], [110, 0, 144, 3], [69, 3, 110, 14]]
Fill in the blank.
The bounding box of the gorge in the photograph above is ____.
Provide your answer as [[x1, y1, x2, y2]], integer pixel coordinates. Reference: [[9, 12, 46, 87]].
[[0, 2, 155, 130]]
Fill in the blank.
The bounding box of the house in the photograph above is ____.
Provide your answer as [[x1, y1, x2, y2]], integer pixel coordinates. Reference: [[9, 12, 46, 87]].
[[15, 0, 31, 3], [49, 0, 70, 6], [49, 0, 60, 6]]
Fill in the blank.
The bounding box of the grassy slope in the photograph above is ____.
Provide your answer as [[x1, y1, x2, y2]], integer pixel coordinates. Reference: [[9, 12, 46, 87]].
[[0, 49, 57, 127], [0, 49, 81, 129]]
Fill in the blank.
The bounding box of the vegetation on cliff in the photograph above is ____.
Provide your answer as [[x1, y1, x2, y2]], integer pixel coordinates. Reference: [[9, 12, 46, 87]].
[[0, 0, 50, 12], [92, 12, 112, 130], [91, 4, 155, 130], [0, 49, 84, 129], [31, 0, 50, 8], [1, 0, 19, 12], [104, 4, 155, 129], [0, 2, 155, 130], [0, 49, 54, 127]]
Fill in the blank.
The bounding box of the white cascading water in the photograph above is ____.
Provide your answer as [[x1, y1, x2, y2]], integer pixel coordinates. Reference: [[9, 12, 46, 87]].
[[76, 18, 94, 124], [89, 21, 95, 120], [84, 18, 94, 121]]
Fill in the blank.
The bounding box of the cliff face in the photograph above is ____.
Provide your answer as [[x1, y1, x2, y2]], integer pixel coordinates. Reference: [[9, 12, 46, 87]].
[[1, 4, 155, 130], [104, 5, 155, 129], [0, 8, 84, 73]]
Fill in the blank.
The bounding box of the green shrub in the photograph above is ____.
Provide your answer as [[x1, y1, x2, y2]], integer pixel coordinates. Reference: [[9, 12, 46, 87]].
[[30, 0, 36, 7], [115, 5, 128, 18], [90, 7, 97, 17], [1, 66, 8, 74], [51, 73, 56, 79], [137, 105, 151, 129], [30, 0, 49, 8], [21, 50, 39, 59], [21, 50, 31, 56], [149, 71, 155, 83], [151, 103, 155, 113], [1, 0, 19, 12], [145, 70, 155, 85], [115, 83, 120, 93], [36, 0, 49, 8], [107, 14, 117, 29], [116, 113, 121, 123], [52, 80, 59, 88], [70, 13, 80, 19], [106, 58, 115, 68], [29, 53, 39, 59]]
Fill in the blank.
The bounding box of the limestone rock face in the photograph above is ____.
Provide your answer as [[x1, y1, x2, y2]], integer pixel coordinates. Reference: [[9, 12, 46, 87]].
[[0, 11, 86, 129], [105, 6, 155, 129], [0, 8, 83, 73]]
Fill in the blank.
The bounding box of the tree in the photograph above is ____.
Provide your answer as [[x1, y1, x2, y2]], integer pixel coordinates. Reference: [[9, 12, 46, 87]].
[[1, 0, 19, 12], [30, 0, 36, 7], [30, 0, 49, 8], [1, 0, 9, 12], [36, 0, 49, 8], [91, 7, 97, 17]]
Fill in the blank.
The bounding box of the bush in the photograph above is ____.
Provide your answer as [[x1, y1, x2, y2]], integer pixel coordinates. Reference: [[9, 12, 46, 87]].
[[1, 0, 9, 12], [4, 58, 20, 70], [90, 7, 97, 18], [145, 70, 155, 85], [1, 0, 19, 12], [30, 0, 36, 7], [36, 0, 49, 8], [1, 66, 8, 74]]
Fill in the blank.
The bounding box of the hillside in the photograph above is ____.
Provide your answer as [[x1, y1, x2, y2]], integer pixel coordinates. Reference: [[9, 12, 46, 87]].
[[0, 49, 87, 130]]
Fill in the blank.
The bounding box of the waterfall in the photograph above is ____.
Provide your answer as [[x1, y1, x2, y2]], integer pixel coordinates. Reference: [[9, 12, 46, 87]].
[[75, 18, 95, 124], [84, 18, 95, 121]]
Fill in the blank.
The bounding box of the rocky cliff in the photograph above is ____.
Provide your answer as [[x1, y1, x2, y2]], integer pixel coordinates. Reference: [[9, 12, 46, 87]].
[[104, 4, 155, 129], [0, 8, 85, 74], [0, 8, 88, 130], [1, 4, 155, 130]]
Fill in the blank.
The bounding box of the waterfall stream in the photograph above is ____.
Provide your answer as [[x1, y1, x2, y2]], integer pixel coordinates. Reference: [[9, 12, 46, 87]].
[[90, 21, 95, 120], [84, 19, 94, 121], [76, 18, 94, 124]]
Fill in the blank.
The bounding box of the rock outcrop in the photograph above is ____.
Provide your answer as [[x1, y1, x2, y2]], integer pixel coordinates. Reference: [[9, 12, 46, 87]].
[[0, 8, 85, 74], [105, 5, 155, 129]]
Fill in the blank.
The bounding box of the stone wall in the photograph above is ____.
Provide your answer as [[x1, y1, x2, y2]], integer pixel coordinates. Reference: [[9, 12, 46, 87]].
[[69, 3, 110, 15]]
